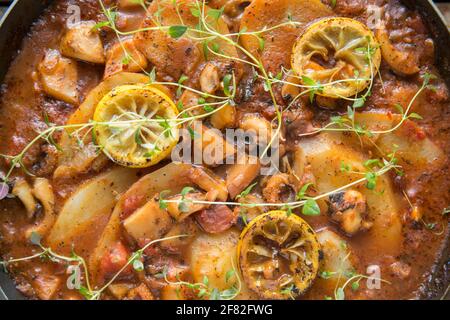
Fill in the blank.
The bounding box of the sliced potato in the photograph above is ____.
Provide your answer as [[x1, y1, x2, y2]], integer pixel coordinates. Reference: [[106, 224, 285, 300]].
[[104, 39, 148, 79], [317, 229, 354, 280], [342, 112, 446, 170], [377, 129, 445, 169], [304, 229, 356, 295], [89, 163, 191, 285], [365, 113, 445, 168], [298, 133, 402, 255], [190, 230, 257, 299], [38, 50, 79, 105], [60, 21, 105, 64], [240, 0, 332, 73], [47, 167, 140, 253]]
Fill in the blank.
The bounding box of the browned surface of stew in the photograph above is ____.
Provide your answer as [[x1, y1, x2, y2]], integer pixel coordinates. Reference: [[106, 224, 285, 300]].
[[0, 0, 448, 300]]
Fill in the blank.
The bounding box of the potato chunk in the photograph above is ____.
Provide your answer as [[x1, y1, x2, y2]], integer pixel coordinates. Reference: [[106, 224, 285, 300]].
[[123, 200, 173, 242], [104, 39, 148, 79], [38, 50, 79, 105], [166, 192, 209, 221], [47, 167, 140, 252], [60, 21, 105, 64]]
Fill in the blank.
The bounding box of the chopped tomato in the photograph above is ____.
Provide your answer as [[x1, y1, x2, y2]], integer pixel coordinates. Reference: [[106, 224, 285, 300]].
[[137, 238, 161, 257], [99, 241, 133, 279]]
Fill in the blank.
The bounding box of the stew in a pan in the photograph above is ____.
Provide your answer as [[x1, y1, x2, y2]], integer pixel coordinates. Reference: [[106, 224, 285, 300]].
[[0, 0, 448, 300]]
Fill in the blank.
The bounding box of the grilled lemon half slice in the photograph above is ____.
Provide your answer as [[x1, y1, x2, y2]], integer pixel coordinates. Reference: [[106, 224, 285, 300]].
[[292, 17, 381, 99], [93, 84, 179, 168], [237, 210, 320, 300]]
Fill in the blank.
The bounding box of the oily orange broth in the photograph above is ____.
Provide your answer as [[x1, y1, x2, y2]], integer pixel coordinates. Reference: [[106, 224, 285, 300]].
[[0, 0, 448, 300]]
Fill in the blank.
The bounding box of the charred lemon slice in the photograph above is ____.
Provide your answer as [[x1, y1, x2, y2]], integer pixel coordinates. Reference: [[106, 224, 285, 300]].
[[237, 210, 320, 299], [292, 17, 381, 98], [93, 84, 179, 168]]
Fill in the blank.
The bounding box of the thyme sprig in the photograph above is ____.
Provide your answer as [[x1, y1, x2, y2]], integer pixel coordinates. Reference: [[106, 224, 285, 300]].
[[0, 232, 187, 300], [321, 253, 390, 300], [157, 259, 242, 300], [0, 232, 94, 294], [297, 72, 435, 138], [0, 0, 439, 301], [162, 155, 401, 212]]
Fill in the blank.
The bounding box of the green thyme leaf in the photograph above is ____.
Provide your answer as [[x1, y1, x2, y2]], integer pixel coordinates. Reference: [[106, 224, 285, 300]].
[[236, 182, 257, 199], [30, 232, 42, 246], [168, 25, 188, 38], [365, 172, 377, 190], [302, 199, 321, 216]]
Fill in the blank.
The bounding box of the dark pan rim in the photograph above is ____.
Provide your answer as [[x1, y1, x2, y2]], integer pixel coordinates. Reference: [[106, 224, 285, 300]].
[[0, 0, 448, 300]]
